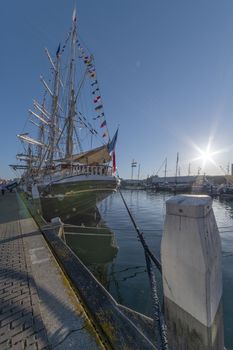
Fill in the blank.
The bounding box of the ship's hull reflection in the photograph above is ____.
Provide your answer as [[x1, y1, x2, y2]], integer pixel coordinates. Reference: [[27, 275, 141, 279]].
[[65, 225, 118, 288]]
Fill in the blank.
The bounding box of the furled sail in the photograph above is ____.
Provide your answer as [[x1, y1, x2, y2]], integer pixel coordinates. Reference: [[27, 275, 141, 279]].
[[17, 133, 46, 147], [28, 109, 49, 125], [16, 153, 38, 162], [33, 100, 51, 119], [9, 164, 29, 170]]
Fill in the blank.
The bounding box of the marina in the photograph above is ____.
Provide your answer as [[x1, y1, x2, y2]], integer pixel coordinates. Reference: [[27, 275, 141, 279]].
[[2, 185, 233, 348], [1, 1, 233, 349]]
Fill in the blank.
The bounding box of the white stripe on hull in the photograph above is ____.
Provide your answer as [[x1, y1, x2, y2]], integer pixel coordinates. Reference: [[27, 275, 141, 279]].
[[37, 174, 118, 187]]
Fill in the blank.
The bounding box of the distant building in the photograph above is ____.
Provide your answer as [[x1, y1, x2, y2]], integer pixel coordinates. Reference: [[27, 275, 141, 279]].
[[147, 175, 197, 185], [121, 179, 145, 189]]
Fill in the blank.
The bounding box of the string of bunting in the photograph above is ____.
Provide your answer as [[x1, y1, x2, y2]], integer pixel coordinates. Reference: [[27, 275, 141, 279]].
[[61, 29, 72, 55], [55, 29, 72, 60], [77, 40, 108, 139]]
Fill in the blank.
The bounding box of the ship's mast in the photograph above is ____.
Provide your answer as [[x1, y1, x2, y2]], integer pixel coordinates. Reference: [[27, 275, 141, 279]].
[[36, 95, 46, 168], [47, 51, 61, 166], [37, 123, 45, 170], [27, 145, 33, 177], [65, 9, 77, 160]]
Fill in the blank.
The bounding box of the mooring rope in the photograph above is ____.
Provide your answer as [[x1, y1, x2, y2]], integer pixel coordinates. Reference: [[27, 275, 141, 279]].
[[119, 189, 162, 272], [119, 189, 168, 350], [145, 253, 169, 350]]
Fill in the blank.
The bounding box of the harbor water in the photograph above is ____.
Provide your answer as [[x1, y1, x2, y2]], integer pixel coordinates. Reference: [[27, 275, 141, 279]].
[[68, 190, 233, 349]]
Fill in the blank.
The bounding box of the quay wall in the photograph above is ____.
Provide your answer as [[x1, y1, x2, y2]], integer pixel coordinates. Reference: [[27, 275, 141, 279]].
[[18, 192, 157, 349], [40, 226, 157, 349]]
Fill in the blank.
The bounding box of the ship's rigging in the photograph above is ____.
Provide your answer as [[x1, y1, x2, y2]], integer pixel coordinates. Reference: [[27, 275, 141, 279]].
[[12, 8, 117, 178]]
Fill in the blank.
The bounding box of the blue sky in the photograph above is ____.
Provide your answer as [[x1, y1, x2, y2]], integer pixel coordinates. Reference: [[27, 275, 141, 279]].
[[2, 0, 233, 179]]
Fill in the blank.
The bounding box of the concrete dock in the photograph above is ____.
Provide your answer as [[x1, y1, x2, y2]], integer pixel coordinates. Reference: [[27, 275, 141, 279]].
[[0, 191, 104, 349]]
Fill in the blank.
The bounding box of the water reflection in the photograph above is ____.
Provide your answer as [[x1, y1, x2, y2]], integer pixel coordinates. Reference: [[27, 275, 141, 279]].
[[65, 226, 118, 265], [39, 189, 233, 349], [38, 191, 120, 289], [64, 225, 119, 289], [98, 190, 233, 349]]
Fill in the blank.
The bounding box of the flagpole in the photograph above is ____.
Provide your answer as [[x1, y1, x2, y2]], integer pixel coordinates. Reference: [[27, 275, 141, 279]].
[[131, 159, 137, 179]]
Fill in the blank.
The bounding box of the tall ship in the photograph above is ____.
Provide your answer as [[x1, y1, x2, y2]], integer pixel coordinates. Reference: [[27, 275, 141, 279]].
[[11, 9, 119, 224]]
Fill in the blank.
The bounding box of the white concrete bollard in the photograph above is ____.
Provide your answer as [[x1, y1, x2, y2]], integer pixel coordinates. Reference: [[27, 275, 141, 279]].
[[31, 184, 40, 199], [51, 217, 65, 242], [161, 195, 224, 350]]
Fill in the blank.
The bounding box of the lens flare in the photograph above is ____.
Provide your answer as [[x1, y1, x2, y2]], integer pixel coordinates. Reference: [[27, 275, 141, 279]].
[[190, 136, 227, 172]]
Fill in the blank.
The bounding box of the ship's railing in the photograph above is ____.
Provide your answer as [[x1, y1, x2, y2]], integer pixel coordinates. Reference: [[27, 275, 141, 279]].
[[71, 165, 112, 177], [35, 165, 113, 183]]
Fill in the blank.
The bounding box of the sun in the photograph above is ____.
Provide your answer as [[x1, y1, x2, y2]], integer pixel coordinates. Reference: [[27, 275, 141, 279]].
[[193, 145, 217, 170], [189, 136, 222, 172], [199, 149, 214, 163], [184, 132, 229, 175]]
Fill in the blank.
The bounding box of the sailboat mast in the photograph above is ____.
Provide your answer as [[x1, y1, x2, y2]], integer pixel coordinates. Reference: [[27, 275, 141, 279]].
[[65, 10, 77, 159], [175, 152, 179, 182], [137, 163, 141, 180], [164, 157, 167, 182]]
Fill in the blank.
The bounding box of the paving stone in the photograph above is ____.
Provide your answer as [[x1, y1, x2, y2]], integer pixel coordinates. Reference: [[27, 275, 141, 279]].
[[0, 193, 103, 350], [0, 194, 49, 349], [0, 339, 9, 350]]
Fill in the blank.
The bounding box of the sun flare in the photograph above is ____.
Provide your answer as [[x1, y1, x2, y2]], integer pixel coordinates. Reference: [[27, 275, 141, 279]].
[[190, 137, 228, 173], [199, 150, 214, 163], [188, 135, 225, 173], [193, 146, 217, 169]]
